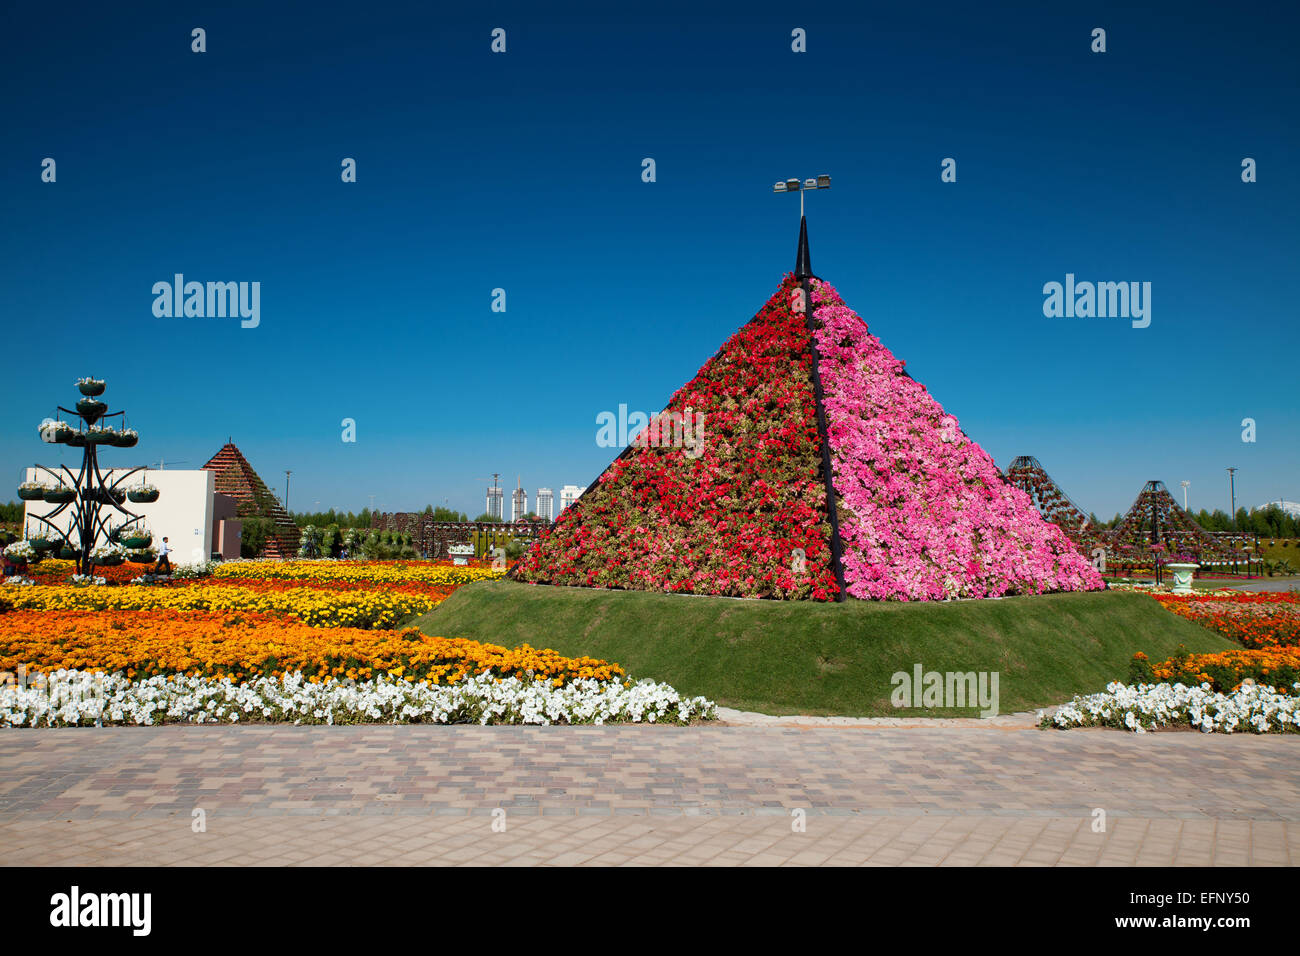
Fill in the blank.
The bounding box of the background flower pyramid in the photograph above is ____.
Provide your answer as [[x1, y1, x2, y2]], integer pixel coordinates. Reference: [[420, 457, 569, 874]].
[[514, 266, 1102, 601]]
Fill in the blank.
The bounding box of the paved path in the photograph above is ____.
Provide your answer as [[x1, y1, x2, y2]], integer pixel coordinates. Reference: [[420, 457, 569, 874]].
[[1224, 578, 1300, 592], [1119, 577, 1299, 592], [716, 707, 1047, 727], [1, 725, 1296, 866]]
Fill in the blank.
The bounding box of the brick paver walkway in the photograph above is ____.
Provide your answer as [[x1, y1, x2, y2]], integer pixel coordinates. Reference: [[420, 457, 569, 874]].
[[2, 725, 1296, 865]]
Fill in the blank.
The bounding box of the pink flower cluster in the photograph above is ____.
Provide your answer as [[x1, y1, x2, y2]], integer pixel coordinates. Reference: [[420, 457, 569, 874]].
[[810, 280, 1103, 601]]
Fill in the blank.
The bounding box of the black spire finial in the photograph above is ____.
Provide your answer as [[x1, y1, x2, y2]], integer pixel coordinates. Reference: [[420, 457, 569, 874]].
[[794, 215, 813, 279]]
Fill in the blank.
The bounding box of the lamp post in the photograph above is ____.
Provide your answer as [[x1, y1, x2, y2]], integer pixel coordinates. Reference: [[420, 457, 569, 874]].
[[1149, 488, 1164, 585], [1180, 480, 1189, 511], [1227, 467, 1238, 530], [284, 470, 292, 515]]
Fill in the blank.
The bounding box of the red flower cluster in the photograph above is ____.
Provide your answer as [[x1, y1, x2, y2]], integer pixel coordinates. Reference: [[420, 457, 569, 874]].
[[514, 276, 839, 599], [1152, 591, 1300, 649]]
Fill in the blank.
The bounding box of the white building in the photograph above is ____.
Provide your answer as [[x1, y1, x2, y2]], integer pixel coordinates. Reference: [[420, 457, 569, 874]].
[[511, 479, 528, 522], [559, 484, 587, 513], [535, 487, 554, 522], [23, 468, 225, 566], [485, 485, 503, 520]]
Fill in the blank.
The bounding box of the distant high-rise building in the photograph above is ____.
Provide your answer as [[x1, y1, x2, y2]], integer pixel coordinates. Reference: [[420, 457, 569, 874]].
[[485, 484, 504, 520], [559, 484, 586, 513], [511, 476, 527, 522], [536, 487, 554, 522]]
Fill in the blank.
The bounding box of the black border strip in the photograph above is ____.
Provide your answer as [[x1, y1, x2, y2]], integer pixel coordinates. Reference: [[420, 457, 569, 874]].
[[801, 276, 848, 601]]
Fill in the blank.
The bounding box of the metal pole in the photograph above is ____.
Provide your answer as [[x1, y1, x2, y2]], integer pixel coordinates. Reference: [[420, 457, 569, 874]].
[[1227, 468, 1238, 530]]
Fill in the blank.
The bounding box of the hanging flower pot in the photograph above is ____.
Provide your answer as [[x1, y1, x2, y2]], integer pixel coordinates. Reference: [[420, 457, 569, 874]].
[[43, 486, 76, 504], [86, 427, 117, 445], [29, 536, 57, 553], [121, 531, 152, 549], [39, 419, 76, 444], [3, 540, 36, 563], [113, 429, 139, 448], [127, 485, 159, 503], [90, 542, 126, 566], [127, 550, 154, 564], [57, 545, 80, 561], [76, 378, 106, 397], [17, 482, 49, 500], [65, 432, 87, 447], [75, 397, 107, 423]]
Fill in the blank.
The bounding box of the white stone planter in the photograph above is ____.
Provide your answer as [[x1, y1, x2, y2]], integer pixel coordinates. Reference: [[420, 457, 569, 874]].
[[447, 544, 474, 567], [1166, 562, 1198, 594]]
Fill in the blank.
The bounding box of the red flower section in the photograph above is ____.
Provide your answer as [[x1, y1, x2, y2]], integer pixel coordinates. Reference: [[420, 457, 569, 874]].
[[1152, 591, 1300, 649], [514, 275, 839, 599]]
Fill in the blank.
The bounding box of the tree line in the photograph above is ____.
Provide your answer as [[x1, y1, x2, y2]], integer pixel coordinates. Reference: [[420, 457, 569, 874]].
[[1087, 504, 1300, 538], [291, 505, 550, 527]]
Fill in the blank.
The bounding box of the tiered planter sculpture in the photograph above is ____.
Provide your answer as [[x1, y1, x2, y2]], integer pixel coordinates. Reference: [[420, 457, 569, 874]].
[[19, 379, 156, 576], [1108, 480, 1245, 574], [1003, 456, 1103, 555]]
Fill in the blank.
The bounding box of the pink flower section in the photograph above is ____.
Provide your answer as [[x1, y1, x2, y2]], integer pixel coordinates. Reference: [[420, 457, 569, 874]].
[[811, 280, 1104, 601]]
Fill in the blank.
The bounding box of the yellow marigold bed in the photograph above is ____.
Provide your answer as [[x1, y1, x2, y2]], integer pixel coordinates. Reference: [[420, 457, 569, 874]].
[[212, 560, 502, 587], [0, 609, 623, 686], [4, 583, 438, 629]]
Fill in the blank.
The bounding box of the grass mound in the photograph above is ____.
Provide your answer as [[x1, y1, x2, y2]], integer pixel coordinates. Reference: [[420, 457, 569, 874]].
[[414, 582, 1233, 717]]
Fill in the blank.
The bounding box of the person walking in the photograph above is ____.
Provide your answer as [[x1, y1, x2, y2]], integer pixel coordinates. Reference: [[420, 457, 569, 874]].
[[154, 536, 172, 575]]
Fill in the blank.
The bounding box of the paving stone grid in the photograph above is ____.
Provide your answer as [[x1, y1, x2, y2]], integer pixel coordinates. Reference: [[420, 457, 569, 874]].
[[1, 725, 1296, 866]]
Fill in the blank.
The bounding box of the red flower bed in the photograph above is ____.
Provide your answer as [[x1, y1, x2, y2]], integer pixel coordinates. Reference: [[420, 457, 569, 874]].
[[1152, 591, 1300, 649], [514, 275, 839, 599]]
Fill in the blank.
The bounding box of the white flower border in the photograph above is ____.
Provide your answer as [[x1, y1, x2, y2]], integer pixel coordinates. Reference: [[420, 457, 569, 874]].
[[1044, 681, 1300, 734], [1, 670, 717, 728]]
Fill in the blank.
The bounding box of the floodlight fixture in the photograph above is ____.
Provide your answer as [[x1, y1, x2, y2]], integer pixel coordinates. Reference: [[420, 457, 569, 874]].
[[773, 173, 831, 217]]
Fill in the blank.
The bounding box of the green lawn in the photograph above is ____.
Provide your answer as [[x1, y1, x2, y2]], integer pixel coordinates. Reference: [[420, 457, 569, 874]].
[[1259, 538, 1300, 573], [414, 582, 1234, 717]]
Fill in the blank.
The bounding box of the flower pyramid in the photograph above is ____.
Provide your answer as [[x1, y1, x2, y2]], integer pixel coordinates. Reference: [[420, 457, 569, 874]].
[[1004, 455, 1107, 553], [202, 442, 300, 558], [514, 267, 1102, 601], [1108, 480, 1242, 560]]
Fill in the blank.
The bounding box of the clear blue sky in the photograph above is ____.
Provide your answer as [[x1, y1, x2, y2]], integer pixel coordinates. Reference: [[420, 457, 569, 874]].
[[3, 0, 1296, 520]]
